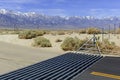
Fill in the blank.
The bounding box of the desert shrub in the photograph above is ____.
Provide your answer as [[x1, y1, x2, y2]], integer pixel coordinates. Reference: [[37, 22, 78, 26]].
[[33, 37, 52, 47], [0, 29, 22, 34], [57, 31, 65, 35], [92, 39, 118, 54], [61, 37, 84, 51], [55, 39, 62, 42], [12, 31, 21, 34], [103, 39, 111, 45], [18, 30, 36, 39], [44, 30, 51, 34], [5, 30, 21, 34], [116, 28, 120, 34], [97, 39, 117, 54], [79, 39, 88, 46], [61, 37, 75, 51], [79, 29, 86, 34], [66, 31, 73, 35], [49, 31, 58, 36], [111, 42, 115, 45], [87, 28, 101, 34], [18, 30, 45, 39], [33, 31, 45, 36], [74, 37, 86, 50]]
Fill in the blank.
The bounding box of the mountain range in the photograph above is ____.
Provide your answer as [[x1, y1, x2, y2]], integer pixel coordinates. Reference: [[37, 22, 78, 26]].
[[0, 9, 120, 29]]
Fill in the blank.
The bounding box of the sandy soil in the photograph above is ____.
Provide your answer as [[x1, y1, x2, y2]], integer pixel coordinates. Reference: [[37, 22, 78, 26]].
[[0, 34, 33, 47], [0, 41, 65, 75]]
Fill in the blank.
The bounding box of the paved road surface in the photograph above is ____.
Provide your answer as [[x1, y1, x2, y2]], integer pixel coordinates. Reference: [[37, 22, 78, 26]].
[[0, 41, 62, 75], [74, 57, 120, 80]]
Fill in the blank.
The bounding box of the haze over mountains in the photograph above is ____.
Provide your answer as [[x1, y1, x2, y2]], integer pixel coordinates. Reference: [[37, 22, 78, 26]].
[[0, 9, 120, 29]]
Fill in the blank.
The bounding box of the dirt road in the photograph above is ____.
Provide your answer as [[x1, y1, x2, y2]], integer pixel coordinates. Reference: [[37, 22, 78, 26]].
[[0, 41, 63, 75]]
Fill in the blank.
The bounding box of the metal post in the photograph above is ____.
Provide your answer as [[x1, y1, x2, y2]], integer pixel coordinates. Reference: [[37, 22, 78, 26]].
[[76, 34, 102, 55], [114, 24, 116, 36], [13, 24, 15, 31], [119, 23, 120, 29], [102, 28, 104, 42], [109, 25, 110, 39], [93, 34, 96, 46]]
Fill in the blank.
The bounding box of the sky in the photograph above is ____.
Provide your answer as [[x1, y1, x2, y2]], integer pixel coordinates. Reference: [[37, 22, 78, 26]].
[[0, 0, 120, 17]]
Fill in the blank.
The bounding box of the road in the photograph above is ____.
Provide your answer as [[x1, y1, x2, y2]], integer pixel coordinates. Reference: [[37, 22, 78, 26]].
[[74, 57, 120, 80], [0, 41, 62, 75]]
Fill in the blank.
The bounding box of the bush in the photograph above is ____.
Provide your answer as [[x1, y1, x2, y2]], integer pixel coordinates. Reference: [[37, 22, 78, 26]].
[[55, 39, 62, 42], [18, 31, 36, 39], [79, 29, 86, 34], [116, 28, 120, 34], [51, 32, 57, 36], [61, 36, 119, 54], [66, 31, 73, 35], [33, 31, 45, 36], [57, 31, 65, 35], [87, 28, 101, 34], [61, 37, 84, 51], [18, 30, 45, 39], [61, 37, 74, 51], [97, 39, 117, 54], [33, 37, 52, 47]]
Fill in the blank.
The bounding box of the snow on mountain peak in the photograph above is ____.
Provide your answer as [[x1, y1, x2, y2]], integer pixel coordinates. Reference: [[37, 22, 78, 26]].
[[0, 8, 120, 21], [23, 12, 36, 17], [0, 9, 7, 14]]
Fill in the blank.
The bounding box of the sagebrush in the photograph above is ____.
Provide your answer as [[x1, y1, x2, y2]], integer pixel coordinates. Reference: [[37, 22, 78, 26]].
[[87, 28, 101, 34], [61, 37, 86, 51], [18, 30, 45, 39], [33, 37, 52, 47]]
